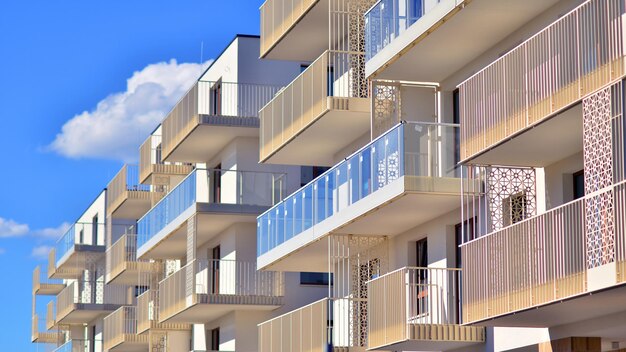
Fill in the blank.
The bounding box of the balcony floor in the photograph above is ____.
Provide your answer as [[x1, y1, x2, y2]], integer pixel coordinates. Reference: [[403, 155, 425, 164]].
[[164, 117, 259, 163], [161, 294, 283, 324], [366, 0, 568, 81], [57, 304, 122, 325], [138, 203, 267, 260], [34, 283, 65, 295], [259, 175, 463, 271]]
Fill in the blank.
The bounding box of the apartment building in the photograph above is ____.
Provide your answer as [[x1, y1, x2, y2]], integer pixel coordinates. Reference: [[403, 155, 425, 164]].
[[32, 34, 330, 352], [255, 0, 626, 351]]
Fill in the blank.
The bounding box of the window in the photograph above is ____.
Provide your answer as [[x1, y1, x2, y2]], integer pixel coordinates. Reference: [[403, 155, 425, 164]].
[[79, 229, 84, 245], [300, 64, 309, 73], [210, 328, 220, 351], [453, 89, 461, 166], [155, 143, 163, 164], [211, 80, 222, 115], [503, 192, 527, 226], [455, 218, 475, 269], [134, 286, 149, 297], [416, 238, 428, 279], [300, 272, 332, 285], [211, 246, 220, 294], [92, 215, 99, 245], [573, 170, 584, 200], [300, 166, 330, 187], [212, 164, 222, 203]]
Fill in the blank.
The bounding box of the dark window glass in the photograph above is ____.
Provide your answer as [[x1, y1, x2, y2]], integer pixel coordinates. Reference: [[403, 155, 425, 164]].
[[300, 272, 332, 285], [573, 170, 584, 199]]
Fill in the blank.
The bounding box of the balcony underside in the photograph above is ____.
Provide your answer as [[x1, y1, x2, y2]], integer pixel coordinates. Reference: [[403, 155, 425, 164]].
[[466, 101, 583, 167], [35, 283, 65, 295], [371, 324, 485, 352], [137, 321, 191, 335], [262, 0, 328, 61], [57, 304, 121, 325], [262, 98, 370, 166], [163, 116, 259, 163], [466, 281, 626, 330], [366, 0, 565, 81], [259, 176, 463, 271], [106, 261, 158, 286], [110, 191, 158, 219], [51, 246, 105, 279], [162, 294, 283, 324], [106, 335, 148, 352], [138, 204, 266, 260]]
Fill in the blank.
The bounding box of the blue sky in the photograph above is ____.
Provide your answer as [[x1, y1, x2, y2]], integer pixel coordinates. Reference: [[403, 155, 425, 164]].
[[0, 1, 262, 349]]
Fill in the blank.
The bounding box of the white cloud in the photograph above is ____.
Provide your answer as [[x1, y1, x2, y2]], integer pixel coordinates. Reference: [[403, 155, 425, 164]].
[[0, 217, 29, 238], [48, 59, 212, 162], [31, 245, 53, 260], [33, 222, 71, 240]]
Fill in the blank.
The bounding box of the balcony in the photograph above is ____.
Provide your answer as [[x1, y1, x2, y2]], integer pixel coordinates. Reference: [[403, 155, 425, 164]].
[[137, 168, 286, 259], [459, 0, 625, 163], [107, 164, 159, 219], [31, 314, 59, 344], [260, 0, 329, 60], [260, 50, 370, 166], [364, 0, 567, 81], [49, 222, 106, 279], [461, 181, 626, 327], [258, 122, 462, 271], [106, 234, 160, 285], [368, 267, 484, 351], [259, 297, 375, 351], [137, 289, 190, 334], [103, 306, 148, 351], [162, 81, 281, 163], [56, 280, 129, 325], [158, 259, 284, 323], [139, 134, 193, 184], [33, 266, 64, 295], [53, 339, 99, 352]]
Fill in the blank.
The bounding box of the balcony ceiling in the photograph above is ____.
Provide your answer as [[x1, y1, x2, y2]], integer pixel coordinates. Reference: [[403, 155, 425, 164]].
[[367, 0, 572, 82], [470, 103, 582, 167], [163, 301, 280, 324], [262, 0, 329, 62]]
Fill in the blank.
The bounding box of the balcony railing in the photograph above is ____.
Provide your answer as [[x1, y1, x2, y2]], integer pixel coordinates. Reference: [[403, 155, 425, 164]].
[[365, 0, 448, 60], [139, 134, 193, 184], [55, 222, 105, 266], [137, 168, 287, 249], [459, 0, 626, 161], [137, 289, 190, 334], [159, 259, 284, 322], [106, 233, 158, 283], [259, 298, 329, 352], [258, 121, 459, 256], [54, 339, 100, 352], [57, 280, 129, 321], [33, 265, 64, 294], [103, 306, 146, 350], [259, 50, 369, 162], [368, 267, 484, 349], [462, 180, 626, 323], [32, 314, 59, 343], [260, 0, 320, 57], [46, 301, 55, 330], [162, 80, 282, 159]]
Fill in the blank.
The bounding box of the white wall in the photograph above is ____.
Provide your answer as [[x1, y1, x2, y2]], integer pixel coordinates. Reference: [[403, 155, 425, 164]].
[[73, 190, 106, 246], [543, 152, 583, 211]]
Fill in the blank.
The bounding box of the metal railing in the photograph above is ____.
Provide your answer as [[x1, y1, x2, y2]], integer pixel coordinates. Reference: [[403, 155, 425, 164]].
[[106, 233, 148, 281], [368, 267, 484, 348], [260, 0, 320, 56], [46, 301, 55, 330], [139, 134, 194, 183], [137, 289, 190, 333], [258, 121, 459, 256], [461, 187, 596, 323], [159, 259, 284, 322], [55, 222, 106, 266], [33, 265, 63, 293], [56, 280, 129, 321], [459, 0, 626, 161], [161, 80, 282, 159], [258, 298, 329, 352], [365, 0, 448, 60], [32, 313, 59, 343], [103, 306, 144, 350], [260, 50, 369, 162], [137, 168, 287, 249]]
